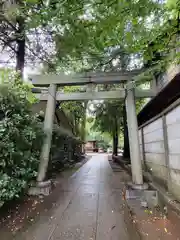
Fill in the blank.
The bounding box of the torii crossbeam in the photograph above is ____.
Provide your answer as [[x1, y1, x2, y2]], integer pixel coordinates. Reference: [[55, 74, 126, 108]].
[[35, 89, 155, 101]]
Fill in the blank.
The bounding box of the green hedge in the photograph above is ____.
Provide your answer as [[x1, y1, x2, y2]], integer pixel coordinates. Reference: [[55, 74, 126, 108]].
[[0, 78, 44, 202]]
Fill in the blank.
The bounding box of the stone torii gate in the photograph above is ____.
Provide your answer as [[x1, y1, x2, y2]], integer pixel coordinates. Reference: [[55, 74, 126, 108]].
[[30, 70, 156, 194]]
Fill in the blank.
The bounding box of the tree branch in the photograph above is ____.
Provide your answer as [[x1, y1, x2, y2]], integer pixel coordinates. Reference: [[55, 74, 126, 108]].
[[0, 37, 17, 53], [0, 14, 17, 31]]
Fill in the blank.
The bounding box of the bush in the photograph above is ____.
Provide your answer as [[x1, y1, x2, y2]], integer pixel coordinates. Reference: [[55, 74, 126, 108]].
[[47, 130, 83, 177], [0, 77, 44, 202]]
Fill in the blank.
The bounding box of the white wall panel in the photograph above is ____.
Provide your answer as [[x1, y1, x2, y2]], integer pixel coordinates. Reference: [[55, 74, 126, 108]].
[[144, 129, 163, 143], [143, 118, 163, 134], [145, 153, 166, 166], [169, 154, 180, 170], [166, 105, 180, 125], [167, 123, 180, 140], [144, 141, 164, 154], [168, 139, 180, 154], [139, 130, 142, 145]]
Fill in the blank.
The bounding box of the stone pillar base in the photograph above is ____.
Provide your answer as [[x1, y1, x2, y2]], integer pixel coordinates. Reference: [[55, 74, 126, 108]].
[[127, 182, 149, 190], [28, 180, 52, 196]]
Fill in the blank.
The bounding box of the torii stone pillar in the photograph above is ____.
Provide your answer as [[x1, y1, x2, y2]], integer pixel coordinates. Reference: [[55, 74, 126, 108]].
[[125, 81, 147, 189], [37, 84, 57, 182]]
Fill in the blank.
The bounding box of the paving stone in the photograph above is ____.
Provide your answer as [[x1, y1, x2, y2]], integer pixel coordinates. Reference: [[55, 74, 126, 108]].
[[16, 154, 129, 240]]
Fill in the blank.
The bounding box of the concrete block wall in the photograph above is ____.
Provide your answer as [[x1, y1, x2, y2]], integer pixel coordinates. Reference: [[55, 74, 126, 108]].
[[166, 105, 180, 199], [139, 101, 180, 200], [139, 118, 167, 187]]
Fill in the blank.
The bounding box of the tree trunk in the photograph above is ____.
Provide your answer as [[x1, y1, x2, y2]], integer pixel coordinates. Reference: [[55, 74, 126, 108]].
[[74, 114, 80, 137], [81, 101, 87, 141], [113, 117, 118, 156], [81, 101, 87, 154], [123, 104, 130, 159], [16, 15, 25, 78]]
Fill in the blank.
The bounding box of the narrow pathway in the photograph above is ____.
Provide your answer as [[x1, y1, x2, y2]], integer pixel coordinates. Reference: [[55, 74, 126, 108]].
[[18, 154, 129, 240]]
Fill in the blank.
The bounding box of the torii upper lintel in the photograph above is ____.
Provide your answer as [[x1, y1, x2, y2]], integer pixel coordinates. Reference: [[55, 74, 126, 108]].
[[29, 70, 142, 87]]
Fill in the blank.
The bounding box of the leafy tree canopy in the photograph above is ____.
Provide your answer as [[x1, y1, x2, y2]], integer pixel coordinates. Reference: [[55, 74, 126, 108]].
[[49, 0, 180, 73]]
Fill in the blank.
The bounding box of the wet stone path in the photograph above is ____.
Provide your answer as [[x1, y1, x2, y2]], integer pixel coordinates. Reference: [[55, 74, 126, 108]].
[[18, 154, 129, 240]]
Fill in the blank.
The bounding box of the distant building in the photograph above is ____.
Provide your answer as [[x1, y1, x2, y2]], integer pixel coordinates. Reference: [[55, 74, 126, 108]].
[[85, 140, 98, 152], [84, 134, 100, 153]]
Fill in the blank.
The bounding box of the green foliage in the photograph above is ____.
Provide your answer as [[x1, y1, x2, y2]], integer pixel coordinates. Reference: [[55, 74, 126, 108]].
[[60, 86, 87, 138], [0, 77, 44, 202], [48, 129, 83, 177], [92, 101, 123, 136], [1, 0, 180, 75], [97, 140, 109, 150], [61, 86, 85, 120], [47, 0, 179, 75], [48, 133, 70, 175], [91, 100, 124, 155]]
